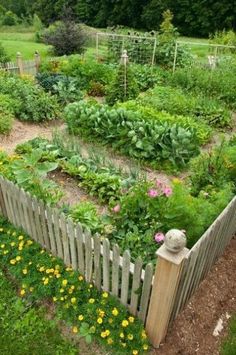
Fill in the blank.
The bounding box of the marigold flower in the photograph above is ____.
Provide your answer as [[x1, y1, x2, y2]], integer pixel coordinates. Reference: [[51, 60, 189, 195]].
[[22, 269, 28, 275], [10, 242, 15, 247], [101, 331, 107, 338], [18, 235, 24, 241], [43, 278, 49, 285], [10, 259, 16, 265], [128, 334, 134, 340], [78, 275, 83, 281], [62, 279, 68, 286], [97, 317, 103, 324], [71, 297, 76, 304], [1, 244, 5, 248], [112, 308, 119, 316], [39, 266, 45, 272], [122, 320, 129, 327], [78, 315, 84, 321], [141, 330, 147, 339], [107, 338, 113, 345], [132, 350, 138, 355], [89, 298, 95, 304], [72, 326, 78, 333], [143, 344, 149, 350], [29, 287, 34, 292], [16, 256, 21, 261], [102, 292, 108, 298], [128, 316, 134, 323], [120, 333, 125, 338], [53, 297, 57, 302], [20, 289, 25, 296]]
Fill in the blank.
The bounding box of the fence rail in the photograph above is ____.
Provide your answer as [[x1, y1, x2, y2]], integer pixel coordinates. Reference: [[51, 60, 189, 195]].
[[0, 175, 235, 347], [0, 52, 40, 76], [0, 177, 153, 322]]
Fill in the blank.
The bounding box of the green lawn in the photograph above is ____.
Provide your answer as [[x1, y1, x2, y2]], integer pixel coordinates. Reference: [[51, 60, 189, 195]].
[[0, 270, 79, 355], [0, 27, 51, 60]]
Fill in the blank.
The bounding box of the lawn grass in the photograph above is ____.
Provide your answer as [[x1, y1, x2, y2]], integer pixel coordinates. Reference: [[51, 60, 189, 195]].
[[0, 26, 51, 60], [0, 270, 79, 355], [221, 316, 236, 355]]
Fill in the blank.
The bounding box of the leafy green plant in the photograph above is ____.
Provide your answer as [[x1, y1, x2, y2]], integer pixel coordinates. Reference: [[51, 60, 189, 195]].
[[0, 106, 14, 134], [221, 316, 236, 355], [65, 101, 200, 168], [0, 72, 60, 122], [65, 202, 102, 233], [0, 42, 10, 63], [138, 85, 232, 128]]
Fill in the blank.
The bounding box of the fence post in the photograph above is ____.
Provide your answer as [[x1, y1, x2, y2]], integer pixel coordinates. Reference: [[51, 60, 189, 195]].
[[145, 229, 189, 348], [16, 52, 24, 76], [35, 51, 41, 73]]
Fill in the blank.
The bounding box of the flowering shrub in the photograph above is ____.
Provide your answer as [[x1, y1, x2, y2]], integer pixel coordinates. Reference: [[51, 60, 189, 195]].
[[0, 218, 149, 354]]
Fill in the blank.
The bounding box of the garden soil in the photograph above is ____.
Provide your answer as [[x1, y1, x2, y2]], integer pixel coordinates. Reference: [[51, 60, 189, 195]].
[[152, 237, 236, 355]]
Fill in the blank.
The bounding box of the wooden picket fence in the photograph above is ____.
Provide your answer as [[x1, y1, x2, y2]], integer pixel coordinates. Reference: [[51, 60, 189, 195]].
[[0, 177, 153, 323], [0, 52, 40, 76], [0, 175, 235, 347]]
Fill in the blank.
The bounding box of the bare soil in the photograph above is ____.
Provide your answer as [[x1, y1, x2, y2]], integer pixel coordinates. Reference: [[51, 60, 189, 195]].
[[0, 119, 64, 154], [152, 237, 236, 355]]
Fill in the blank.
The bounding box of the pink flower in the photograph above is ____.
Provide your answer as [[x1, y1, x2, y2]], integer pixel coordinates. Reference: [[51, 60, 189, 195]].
[[148, 189, 159, 198], [154, 233, 165, 243], [112, 204, 121, 213], [163, 186, 172, 197]]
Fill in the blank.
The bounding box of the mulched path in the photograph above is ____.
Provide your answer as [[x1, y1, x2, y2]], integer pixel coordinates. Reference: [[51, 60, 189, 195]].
[[151, 237, 236, 355]]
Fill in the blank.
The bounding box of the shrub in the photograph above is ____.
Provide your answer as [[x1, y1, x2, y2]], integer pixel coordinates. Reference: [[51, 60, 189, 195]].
[[43, 20, 86, 56], [0, 73, 60, 122], [65, 101, 200, 168], [0, 94, 17, 134], [1, 11, 18, 26], [87, 81, 106, 97]]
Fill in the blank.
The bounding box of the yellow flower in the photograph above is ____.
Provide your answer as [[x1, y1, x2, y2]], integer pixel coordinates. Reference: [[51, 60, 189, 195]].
[[98, 309, 105, 317], [101, 331, 107, 338], [89, 284, 93, 288], [102, 292, 108, 298], [78, 315, 84, 321], [97, 317, 103, 324], [112, 308, 119, 316], [55, 264, 60, 270], [62, 279, 68, 287], [121, 343, 126, 348], [71, 285, 75, 290], [43, 278, 49, 285], [1, 244, 5, 248], [28, 261, 32, 265], [143, 344, 149, 350], [71, 297, 76, 304], [78, 275, 83, 281], [128, 316, 134, 323], [10, 259, 16, 265], [39, 266, 45, 272], [105, 330, 110, 336], [132, 351, 138, 355], [56, 274, 61, 278], [0, 228, 3, 232], [20, 289, 25, 296], [18, 235, 24, 241], [29, 287, 34, 292], [40, 250, 45, 254], [16, 256, 21, 261], [72, 326, 78, 333], [128, 334, 134, 340], [46, 269, 51, 274], [66, 267, 72, 272], [53, 297, 57, 302], [3, 250, 8, 255], [68, 288, 73, 294], [60, 288, 64, 293], [107, 338, 113, 345], [120, 332, 125, 339], [122, 320, 129, 327], [141, 330, 147, 339], [27, 240, 33, 246], [10, 242, 15, 247], [89, 298, 95, 304], [60, 297, 65, 301], [22, 269, 28, 275], [108, 318, 113, 324]]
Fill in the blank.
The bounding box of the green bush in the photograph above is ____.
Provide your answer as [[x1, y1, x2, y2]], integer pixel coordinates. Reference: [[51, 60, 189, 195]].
[[0, 73, 60, 122], [65, 101, 200, 168], [0, 93, 17, 134], [1, 11, 18, 26], [138, 85, 232, 128]]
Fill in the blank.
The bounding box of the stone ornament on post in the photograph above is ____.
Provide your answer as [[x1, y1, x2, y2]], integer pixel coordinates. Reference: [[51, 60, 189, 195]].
[[145, 229, 189, 348]]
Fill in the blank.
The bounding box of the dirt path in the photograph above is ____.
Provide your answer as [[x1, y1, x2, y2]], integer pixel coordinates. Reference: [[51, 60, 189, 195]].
[[0, 119, 64, 154], [151, 237, 236, 355]]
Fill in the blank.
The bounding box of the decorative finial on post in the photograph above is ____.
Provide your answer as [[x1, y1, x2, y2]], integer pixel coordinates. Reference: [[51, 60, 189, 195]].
[[120, 49, 128, 65], [164, 229, 186, 253]]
